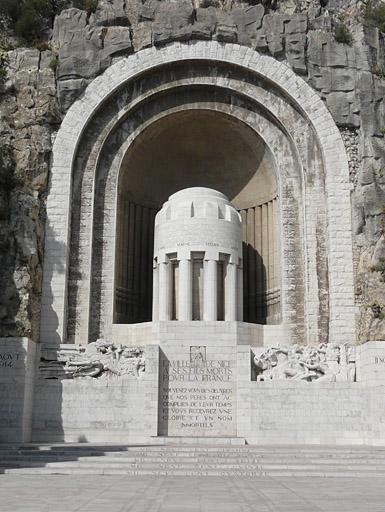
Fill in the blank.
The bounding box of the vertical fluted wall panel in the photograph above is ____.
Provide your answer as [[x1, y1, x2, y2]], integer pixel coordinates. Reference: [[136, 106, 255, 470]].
[[240, 197, 281, 324], [115, 201, 156, 324]]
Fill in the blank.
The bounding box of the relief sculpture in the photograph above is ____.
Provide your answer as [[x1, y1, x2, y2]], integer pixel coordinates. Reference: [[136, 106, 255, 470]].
[[253, 344, 356, 382], [40, 339, 145, 379]]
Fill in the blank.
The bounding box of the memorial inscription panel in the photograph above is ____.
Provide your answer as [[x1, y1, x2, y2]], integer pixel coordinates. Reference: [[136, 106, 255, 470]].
[[159, 347, 237, 436], [0, 351, 23, 369]]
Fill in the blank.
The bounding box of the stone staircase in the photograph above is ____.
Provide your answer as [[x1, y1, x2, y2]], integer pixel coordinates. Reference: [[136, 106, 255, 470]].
[[1, 444, 385, 477]]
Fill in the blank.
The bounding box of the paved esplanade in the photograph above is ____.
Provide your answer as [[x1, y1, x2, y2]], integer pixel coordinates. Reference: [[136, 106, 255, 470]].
[[1, 475, 385, 512]]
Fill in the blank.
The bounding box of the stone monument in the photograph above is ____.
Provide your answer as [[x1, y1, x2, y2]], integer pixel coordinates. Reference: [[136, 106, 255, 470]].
[[153, 187, 243, 437], [3, 186, 385, 444], [1, 1, 385, 450], [153, 187, 243, 322]]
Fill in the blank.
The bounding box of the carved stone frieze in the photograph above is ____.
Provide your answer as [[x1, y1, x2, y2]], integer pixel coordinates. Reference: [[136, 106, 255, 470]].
[[39, 339, 145, 379], [253, 344, 356, 382]]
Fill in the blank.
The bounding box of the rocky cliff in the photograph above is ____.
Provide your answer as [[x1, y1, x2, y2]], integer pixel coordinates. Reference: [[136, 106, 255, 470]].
[[0, 0, 384, 342]]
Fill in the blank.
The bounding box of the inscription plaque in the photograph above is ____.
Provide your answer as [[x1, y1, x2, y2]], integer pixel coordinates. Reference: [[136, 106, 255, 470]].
[[159, 349, 236, 436], [0, 351, 23, 370]]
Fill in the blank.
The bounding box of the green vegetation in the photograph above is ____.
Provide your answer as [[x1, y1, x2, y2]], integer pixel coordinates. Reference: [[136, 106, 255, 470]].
[[0, 51, 8, 90], [49, 56, 59, 73], [365, 300, 385, 320], [373, 64, 385, 79], [334, 23, 353, 45], [372, 258, 385, 281], [0, 0, 99, 45], [380, 127, 385, 135], [363, 0, 385, 33], [73, 0, 98, 13], [0, 145, 24, 191], [0, 0, 53, 44]]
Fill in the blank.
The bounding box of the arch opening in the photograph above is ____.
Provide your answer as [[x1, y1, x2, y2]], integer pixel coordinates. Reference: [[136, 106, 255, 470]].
[[115, 109, 281, 325]]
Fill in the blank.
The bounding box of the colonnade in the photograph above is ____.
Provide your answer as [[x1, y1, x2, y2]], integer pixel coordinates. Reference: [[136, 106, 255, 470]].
[[115, 190, 280, 325], [152, 255, 243, 322]]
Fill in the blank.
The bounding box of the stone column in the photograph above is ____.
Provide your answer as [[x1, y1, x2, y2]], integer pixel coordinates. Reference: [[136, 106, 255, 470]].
[[237, 266, 243, 321], [178, 258, 192, 321], [152, 263, 159, 321], [204, 259, 218, 321], [225, 262, 237, 321], [158, 261, 171, 321]]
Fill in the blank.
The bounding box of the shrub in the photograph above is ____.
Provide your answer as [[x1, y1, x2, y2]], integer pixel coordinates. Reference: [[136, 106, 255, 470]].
[[334, 23, 353, 45], [374, 65, 385, 78], [49, 56, 59, 73], [365, 300, 385, 319], [0, 67, 6, 86], [0, 1, 99, 45], [363, 0, 385, 33], [73, 0, 98, 14], [0, 0, 21, 23], [371, 258, 385, 280], [85, 0, 98, 13], [0, 145, 24, 191], [0, 51, 8, 89], [14, 0, 53, 43]]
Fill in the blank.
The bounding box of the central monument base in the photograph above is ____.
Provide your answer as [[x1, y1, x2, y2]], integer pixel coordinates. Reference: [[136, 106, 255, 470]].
[[129, 321, 255, 440], [158, 342, 237, 437], [7, 334, 385, 446]]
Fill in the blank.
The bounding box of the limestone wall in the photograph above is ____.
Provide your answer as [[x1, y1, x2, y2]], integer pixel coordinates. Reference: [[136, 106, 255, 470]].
[[32, 378, 150, 443], [27, 339, 385, 445], [248, 382, 385, 446], [31, 378, 385, 445], [0, 0, 384, 342], [0, 338, 36, 442]]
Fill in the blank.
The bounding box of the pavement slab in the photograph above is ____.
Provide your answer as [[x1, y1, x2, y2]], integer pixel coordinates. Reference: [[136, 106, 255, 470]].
[[1, 475, 385, 512]]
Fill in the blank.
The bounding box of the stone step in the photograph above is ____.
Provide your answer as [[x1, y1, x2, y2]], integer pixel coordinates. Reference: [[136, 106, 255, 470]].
[[2, 459, 385, 470], [2, 451, 385, 459], [3, 466, 385, 477], [151, 436, 246, 445], [3, 460, 385, 471], [2, 454, 385, 464], [2, 443, 385, 478], [2, 446, 385, 455], [2, 452, 385, 461]]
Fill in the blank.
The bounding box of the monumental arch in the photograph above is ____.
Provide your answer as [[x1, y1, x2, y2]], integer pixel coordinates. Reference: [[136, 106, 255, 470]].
[[4, 40, 385, 445], [41, 41, 355, 351]]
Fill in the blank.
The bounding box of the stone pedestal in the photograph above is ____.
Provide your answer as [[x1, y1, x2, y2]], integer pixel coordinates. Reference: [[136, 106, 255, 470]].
[[158, 342, 237, 437], [0, 338, 37, 442], [357, 341, 385, 384]]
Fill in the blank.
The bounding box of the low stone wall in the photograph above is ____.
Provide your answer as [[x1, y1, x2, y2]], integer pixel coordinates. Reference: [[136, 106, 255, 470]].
[[31, 378, 385, 445], [2, 337, 385, 445], [0, 338, 37, 442], [357, 341, 385, 384], [247, 382, 385, 446], [32, 378, 149, 443], [32, 343, 159, 443]]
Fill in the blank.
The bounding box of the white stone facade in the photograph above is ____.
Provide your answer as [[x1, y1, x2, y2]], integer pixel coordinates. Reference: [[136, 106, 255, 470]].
[[153, 188, 243, 322], [0, 337, 380, 444], [40, 41, 356, 349]]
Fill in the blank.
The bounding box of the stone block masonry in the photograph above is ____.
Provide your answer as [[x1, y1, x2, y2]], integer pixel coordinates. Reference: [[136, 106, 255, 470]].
[[21, 338, 385, 444], [41, 41, 355, 349], [1, 1, 385, 344], [0, 338, 37, 443]]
